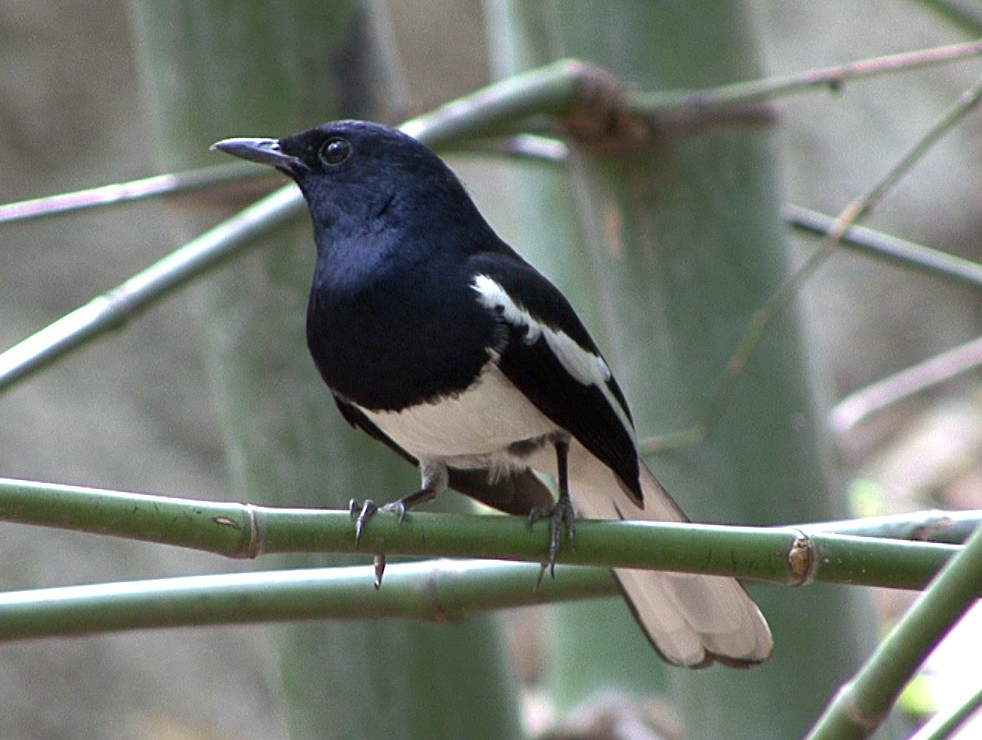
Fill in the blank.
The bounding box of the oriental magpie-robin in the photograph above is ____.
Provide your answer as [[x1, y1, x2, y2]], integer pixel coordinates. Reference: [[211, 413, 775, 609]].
[[213, 120, 772, 668]]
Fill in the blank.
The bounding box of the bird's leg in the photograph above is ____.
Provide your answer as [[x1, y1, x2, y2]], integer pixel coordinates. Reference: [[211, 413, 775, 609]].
[[348, 487, 436, 545], [549, 438, 577, 572], [349, 487, 434, 589], [530, 437, 575, 581], [348, 490, 432, 590], [349, 463, 446, 546]]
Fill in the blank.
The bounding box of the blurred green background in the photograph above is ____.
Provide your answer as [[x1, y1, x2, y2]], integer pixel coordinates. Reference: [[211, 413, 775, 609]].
[[0, 1, 979, 737]]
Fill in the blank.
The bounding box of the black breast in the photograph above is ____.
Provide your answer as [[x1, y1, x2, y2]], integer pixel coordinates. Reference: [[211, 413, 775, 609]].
[[305, 255, 498, 411]]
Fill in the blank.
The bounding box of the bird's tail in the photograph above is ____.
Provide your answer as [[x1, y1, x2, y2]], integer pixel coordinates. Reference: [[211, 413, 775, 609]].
[[572, 460, 773, 668]]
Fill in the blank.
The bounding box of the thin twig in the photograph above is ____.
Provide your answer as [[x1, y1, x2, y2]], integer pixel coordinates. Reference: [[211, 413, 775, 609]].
[[641, 70, 982, 454], [4, 41, 980, 224], [0, 186, 303, 392], [631, 38, 982, 113], [787, 204, 982, 290], [0, 164, 270, 225], [802, 509, 981, 545], [830, 335, 982, 434]]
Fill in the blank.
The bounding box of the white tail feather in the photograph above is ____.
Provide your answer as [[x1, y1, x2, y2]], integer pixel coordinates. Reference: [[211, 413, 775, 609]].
[[570, 456, 773, 667]]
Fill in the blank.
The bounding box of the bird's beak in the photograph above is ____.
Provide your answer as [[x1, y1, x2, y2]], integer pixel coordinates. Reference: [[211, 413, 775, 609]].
[[211, 137, 309, 175]]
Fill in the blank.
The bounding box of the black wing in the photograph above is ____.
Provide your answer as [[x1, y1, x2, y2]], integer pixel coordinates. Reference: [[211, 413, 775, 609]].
[[467, 252, 643, 504]]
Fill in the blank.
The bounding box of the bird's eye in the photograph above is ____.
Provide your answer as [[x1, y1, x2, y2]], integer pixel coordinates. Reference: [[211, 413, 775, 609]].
[[319, 137, 351, 166]]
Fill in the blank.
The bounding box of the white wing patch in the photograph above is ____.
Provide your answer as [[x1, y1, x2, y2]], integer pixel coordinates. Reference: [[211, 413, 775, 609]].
[[471, 273, 634, 436]]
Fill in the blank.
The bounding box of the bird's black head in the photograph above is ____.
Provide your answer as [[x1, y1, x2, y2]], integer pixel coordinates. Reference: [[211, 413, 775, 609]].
[[212, 120, 486, 247]]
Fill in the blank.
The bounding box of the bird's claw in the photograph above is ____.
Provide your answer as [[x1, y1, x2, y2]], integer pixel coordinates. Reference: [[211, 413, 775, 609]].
[[349, 501, 387, 588], [349, 499, 406, 589], [349, 497, 412, 548], [379, 499, 408, 523], [373, 552, 386, 590], [529, 496, 576, 581], [349, 498, 378, 547]]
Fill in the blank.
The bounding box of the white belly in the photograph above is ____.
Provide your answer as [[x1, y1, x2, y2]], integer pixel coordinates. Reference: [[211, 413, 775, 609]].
[[362, 364, 558, 467]]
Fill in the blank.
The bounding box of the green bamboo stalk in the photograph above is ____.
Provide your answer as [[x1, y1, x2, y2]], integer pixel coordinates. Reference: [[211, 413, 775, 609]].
[[3, 473, 975, 546], [0, 562, 617, 642], [0, 478, 967, 591], [910, 683, 982, 740], [486, 1, 874, 736], [128, 3, 523, 737], [0, 543, 969, 644], [0, 530, 970, 645], [806, 522, 982, 739]]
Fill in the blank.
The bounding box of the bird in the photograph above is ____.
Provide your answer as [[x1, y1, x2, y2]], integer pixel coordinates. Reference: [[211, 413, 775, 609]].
[[212, 120, 772, 668]]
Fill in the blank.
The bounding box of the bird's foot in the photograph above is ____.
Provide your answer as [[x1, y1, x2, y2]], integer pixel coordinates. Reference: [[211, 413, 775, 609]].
[[350, 486, 435, 588], [529, 494, 576, 585], [380, 499, 409, 521], [348, 499, 403, 589], [348, 498, 413, 546], [348, 498, 378, 546]]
